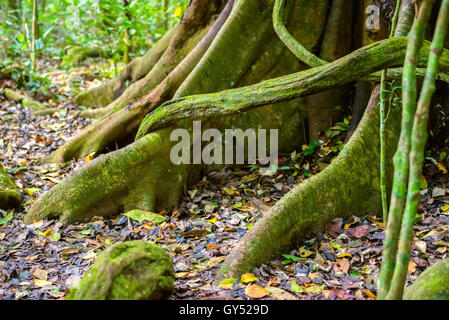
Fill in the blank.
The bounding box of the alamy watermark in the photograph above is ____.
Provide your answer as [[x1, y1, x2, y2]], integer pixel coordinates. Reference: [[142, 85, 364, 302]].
[[170, 121, 279, 174]]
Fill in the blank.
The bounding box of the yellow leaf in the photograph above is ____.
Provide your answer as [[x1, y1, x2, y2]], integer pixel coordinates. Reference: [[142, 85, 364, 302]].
[[244, 284, 270, 299], [174, 6, 183, 17], [224, 187, 235, 195], [441, 205, 449, 212], [206, 217, 217, 224], [364, 289, 377, 299], [219, 278, 236, 289], [240, 273, 258, 283], [336, 253, 352, 258], [344, 221, 358, 229], [84, 152, 96, 163], [25, 187, 40, 196], [437, 163, 448, 174], [34, 279, 53, 287], [408, 261, 417, 274], [299, 246, 314, 258]]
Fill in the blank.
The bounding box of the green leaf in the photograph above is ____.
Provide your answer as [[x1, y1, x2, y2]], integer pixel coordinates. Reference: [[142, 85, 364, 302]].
[[123, 209, 166, 224], [219, 278, 236, 289], [282, 254, 305, 262], [0, 211, 13, 225], [290, 280, 304, 293]]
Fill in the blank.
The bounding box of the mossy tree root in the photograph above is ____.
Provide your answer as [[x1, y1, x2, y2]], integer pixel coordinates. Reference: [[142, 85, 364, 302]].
[[73, 26, 178, 109], [0, 164, 20, 210], [216, 86, 401, 281], [4, 88, 45, 112], [25, 129, 192, 224], [62, 45, 112, 66], [137, 38, 449, 137]]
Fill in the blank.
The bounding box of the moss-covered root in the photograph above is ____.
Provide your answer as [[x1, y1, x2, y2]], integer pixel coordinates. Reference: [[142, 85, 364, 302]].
[[73, 26, 177, 109], [79, 0, 223, 118], [62, 45, 112, 66], [25, 129, 191, 224], [403, 259, 449, 300], [0, 164, 20, 210], [4, 88, 45, 112], [66, 240, 175, 300], [216, 86, 401, 281]]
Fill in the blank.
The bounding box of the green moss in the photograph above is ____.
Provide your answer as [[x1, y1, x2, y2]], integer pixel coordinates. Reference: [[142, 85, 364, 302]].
[[0, 164, 20, 210], [404, 259, 449, 300], [66, 240, 175, 300]]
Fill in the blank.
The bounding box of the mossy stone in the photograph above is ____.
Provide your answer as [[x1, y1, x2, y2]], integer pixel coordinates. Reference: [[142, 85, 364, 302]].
[[404, 259, 449, 300], [66, 240, 175, 300], [0, 164, 20, 210]]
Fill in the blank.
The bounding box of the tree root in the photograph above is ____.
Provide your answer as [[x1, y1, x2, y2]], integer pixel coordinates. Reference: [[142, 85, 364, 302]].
[[74, 27, 178, 109], [62, 45, 112, 66], [137, 38, 449, 137], [0, 164, 20, 210], [24, 128, 195, 224], [4, 88, 45, 112], [216, 86, 401, 281]]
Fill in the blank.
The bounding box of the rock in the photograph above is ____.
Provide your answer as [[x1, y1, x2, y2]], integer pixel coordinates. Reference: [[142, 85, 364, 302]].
[[404, 258, 449, 300], [0, 165, 20, 210], [66, 240, 175, 300]]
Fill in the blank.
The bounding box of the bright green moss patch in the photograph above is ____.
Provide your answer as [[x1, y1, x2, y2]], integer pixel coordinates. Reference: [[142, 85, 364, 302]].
[[66, 240, 175, 300]]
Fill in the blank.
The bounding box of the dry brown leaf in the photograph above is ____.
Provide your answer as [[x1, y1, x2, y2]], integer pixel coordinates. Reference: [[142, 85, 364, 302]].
[[244, 284, 270, 299]]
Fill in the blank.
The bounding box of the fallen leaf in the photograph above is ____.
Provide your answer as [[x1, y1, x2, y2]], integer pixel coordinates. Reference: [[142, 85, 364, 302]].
[[244, 284, 270, 298], [415, 240, 427, 253], [219, 278, 236, 289], [34, 279, 53, 287], [207, 256, 226, 267], [364, 290, 377, 299], [206, 244, 219, 250], [305, 284, 325, 295], [290, 280, 304, 293], [350, 225, 369, 238], [432, 187, 446, 197], [299, 246, 314, 258], [33, 268, 48, 281], [123, 210, 166, 224], [266, 287, 297, 300], [408, 261, 417, 274], [240, 273, 258, 283]]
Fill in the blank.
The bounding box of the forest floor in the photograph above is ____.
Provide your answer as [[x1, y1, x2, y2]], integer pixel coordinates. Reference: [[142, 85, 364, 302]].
[[1, 60, 449, 300]]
